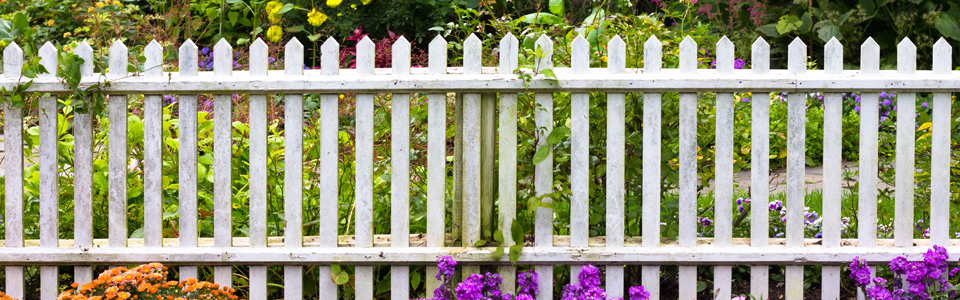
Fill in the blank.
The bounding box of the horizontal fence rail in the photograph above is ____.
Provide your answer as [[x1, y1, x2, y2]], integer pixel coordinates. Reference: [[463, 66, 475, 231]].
[[0, 33, 957, 300]]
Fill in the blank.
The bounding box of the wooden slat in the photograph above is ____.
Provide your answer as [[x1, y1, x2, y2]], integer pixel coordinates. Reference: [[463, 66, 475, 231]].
[[4, 42, 24, 300], [317, 37, 341, 300], [677, 36, 697, 300], [248, 38, 269, 300], [143, 40, 164, 249], [533, 34, 555, 300], [895, 38, 916, 248], [605, 35, 626, 300], [284, 37, 305, 300], [786, 38, 807, 300], [178, 39, 200, 280], [109, 40, 129, 255], [38, 42, 59, 300], [390, 36, 411, 300], [821, 37, 843, 300], [931, 38, 952, 247], [858, 39, 880, 258], [498, 33, 519, 295], [355, 35, 375, 300], [213, 38, 234, 288], [750, 36, 770, 299], [73, 40, 95, 284], [570, 35, 590, 282], [462, 34, 482, 249], [426, 35, 447, 249], [642, 35, 662, 300], [714, 36, 734, 300]]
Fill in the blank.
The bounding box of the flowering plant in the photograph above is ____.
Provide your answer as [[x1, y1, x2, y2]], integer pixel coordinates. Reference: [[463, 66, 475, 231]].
[[850, 246, 960, 300], [431, 255, 539, 300], [56, 263, 239, 300], [561, 265, 650, 300]]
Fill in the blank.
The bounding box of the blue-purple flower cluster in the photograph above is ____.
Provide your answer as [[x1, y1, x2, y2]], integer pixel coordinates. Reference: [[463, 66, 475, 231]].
[[559, 265, 650, 300], [850, 246, 960, 300], [431, 255, 539, 300]]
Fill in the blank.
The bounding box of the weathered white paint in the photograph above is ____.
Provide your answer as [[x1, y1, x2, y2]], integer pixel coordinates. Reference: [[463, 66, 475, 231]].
[[178, 39, 200, 280], [391, 36, 411, 300], [534, 34, 554, 300], [606, 34, 626, 300], [895, 38, 916, 248], [859, 38, 880, 252], [213, 39, 234, 288], [318, 36, 340, 300], [355, 35, 376, 300], [931, 38, 952, 247], [750, 36, 770, 300], [821, 37, 843, 300], [247, 38, 270, 300], [570, 35, 590, 252], [109, 40, 129, 253], [642, 35, 662, 300], [73, 40, 95, 285], [143, 40, 164, 249], [713, 37, 734, 300], [284, 37, 305, 300], [3, 42, 25, 300], [785, 38, 807, 299], [39, 42, 59, 300], [498, 33, 519, 295]]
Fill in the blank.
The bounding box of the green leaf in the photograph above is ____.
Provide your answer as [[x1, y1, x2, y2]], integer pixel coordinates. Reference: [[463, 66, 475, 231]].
[[532, 146, 550, 165], [817, 23, 842, 42], [228, 11, 240, 27], [859, 0, 876, 16], [539, 201, 554, 209], [137, 55, 147, 63], [474, 239, 486, 247], [22, 68, 36, 78], [776, 15, 802, 34], [493, 229, 504, 244], [541, 68, 557, 80], [411, 272, 421, 289], [697, 281, 707, 292], [546, 126, 570, 145], [332, 271, 349, 285], [492, 246, 504, 261], [519, 12, 563, 25], [548, 0, 564, 16], [308, 34, 323, 42], [511, 219, 523, 244], [276, 3, 295, 15], [798, 12, 813, 33], [509, 245, 523, 264], [936, 11, 960, 41], [331, 264, 341, 274]]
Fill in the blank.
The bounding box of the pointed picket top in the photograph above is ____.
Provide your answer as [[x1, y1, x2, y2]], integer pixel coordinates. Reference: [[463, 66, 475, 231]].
[[109, 40, 128, 78], [463, 33, 481, 75], [75, 40, 94, 77], [321, 37, 339, 75], [356, 36, 375, 76], [214, 38, 232, 76], [860, 37, 880, 75], [643, 35, 662, 74], [751, 37, 769, 74], [897, 37, 916, 74], [534, 34, 553, 72], [824, 37, 843, 75], [392, 36, 410, 76], [607, 35, 625, 74], [3, 42, 23, 78], [179, 39, 198, 77], [284, 37, 304, 76], [933, 38, 952, 74], [429, 35, 447, 75], [38, 42, 57, 78], [571, 35, 589, 74], [249, 38, 268, 76], [499, 33, 518, 75], [144, 40, 162, 77], [788, 37, 806, 74], [715, 36, 734, 74], [678, 36, 697, 74]]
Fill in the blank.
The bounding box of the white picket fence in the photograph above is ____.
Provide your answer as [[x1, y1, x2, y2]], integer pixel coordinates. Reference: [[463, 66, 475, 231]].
[[0, 33, 957, 300]]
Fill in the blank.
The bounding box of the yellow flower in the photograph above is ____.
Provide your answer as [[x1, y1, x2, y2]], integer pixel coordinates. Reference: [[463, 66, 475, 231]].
[[88, 6, 94, 12], [46, 20, 54, 26], [0, 40, 6, 49], [71, 3, 76, 7], [63, 32, 72, 38], [326, 0, 341, 8], [95, 1, 104, 8], [350, 4, 356, 9], [266, 25, 283, 43], [113, 0, 120, 5], [265, 1, 283, 23], [307, 9, 327, 26], [362, 0, 371, 4]]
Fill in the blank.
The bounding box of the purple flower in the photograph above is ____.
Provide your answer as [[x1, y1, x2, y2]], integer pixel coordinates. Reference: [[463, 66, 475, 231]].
[[515, 294, 534, 300], [922, 102, 929, 108], [814, 232, 822, 238], [455, 274, 485, 300], [561, 283, 582, 300], [629, 286, 650, 300], [882, 99, 892, 106], [769, 200, 783, 211], [880, 91, 888, 98], [578, 265, 601, 289], [854, 106, 861, 113], [905, 261, 927, 283], [734, 59, 746, 69], [849, 257, 872, 286], [517, 270, 539, 297], [889, 257, 908, 275], [437, 255, 457, 281], [698, 217, 713, 227], [867, 278, 893, 300], [201, 47, 210, 55]]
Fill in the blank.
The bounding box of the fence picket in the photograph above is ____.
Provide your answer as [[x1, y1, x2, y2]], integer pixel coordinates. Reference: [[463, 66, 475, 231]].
[[533, 34, 555, 300], [821, 37, 843, 300], [355, 35, 376, 300], [391, 36, 412, 300], [570, 35, 590, 282], [248, 38, 269, 300], [213, 38, 234, 288], [605, 34, 626, 300], [713, 36, 734, 300], [73, 40, 95, 285], [283, 37, 305, 300], [109, 41, 129, 261], [677, 36, 697, 300], [895, 38, 916, 249], [857, 37, 881, 300], [930, 38, 952, 247], [317, 37, 341, 300], [749, 37, 770, 300], [426, 34, 447, 295], [785, 37, 807, 300], [38, 41, 58, 300], [461, 33, 482, 277], [143, 40, 163, 249], [641, 35, 662, 300], [498, 33, 519, 295], [177, 39, 199, 280]]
